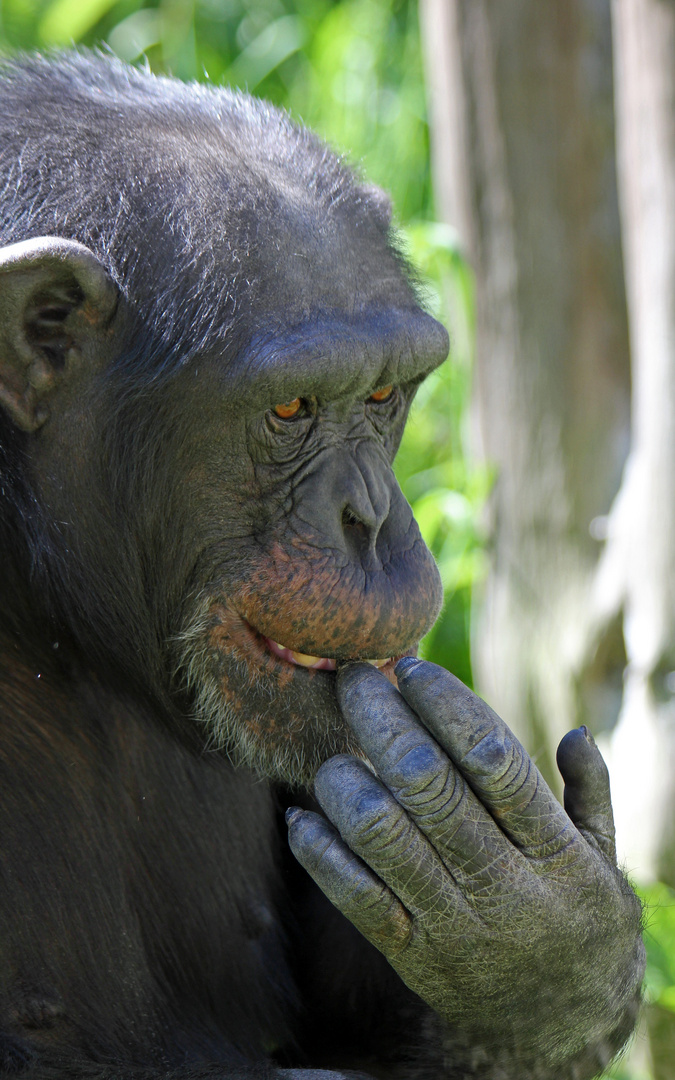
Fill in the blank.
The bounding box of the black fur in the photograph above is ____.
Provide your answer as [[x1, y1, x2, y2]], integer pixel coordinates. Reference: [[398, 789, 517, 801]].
[[0, 52, 411, 371], [0, 52, 446, 1077]]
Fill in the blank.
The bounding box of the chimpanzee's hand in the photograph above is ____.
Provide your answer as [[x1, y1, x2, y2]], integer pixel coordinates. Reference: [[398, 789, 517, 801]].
[[286, 659, 645, 1078]]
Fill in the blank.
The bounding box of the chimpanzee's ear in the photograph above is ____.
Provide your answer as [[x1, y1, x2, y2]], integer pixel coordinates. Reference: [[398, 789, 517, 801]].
[[0, 237, 119, 432]]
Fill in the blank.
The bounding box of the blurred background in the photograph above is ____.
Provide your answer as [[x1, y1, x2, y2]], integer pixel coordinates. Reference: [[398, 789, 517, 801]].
[[3, 0, 675, 1076]]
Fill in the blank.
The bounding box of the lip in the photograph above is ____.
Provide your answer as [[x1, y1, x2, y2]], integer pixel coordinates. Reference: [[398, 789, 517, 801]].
[[232, 611, 403, 677]]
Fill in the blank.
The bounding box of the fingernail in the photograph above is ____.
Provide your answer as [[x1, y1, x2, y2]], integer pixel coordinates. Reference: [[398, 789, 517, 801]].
[[394, 656, 422, 679], [285, 806, 302, 826]]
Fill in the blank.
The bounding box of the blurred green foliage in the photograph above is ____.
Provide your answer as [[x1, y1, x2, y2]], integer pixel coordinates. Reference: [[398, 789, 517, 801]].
[[604, 883, 675, 1080], [641, 882, 675, 1015], [396, 222, 487, 684], [0, 0, 486, 684]]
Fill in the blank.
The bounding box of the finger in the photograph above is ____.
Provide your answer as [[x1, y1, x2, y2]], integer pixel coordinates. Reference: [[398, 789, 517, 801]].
[[336, 665, 524, 885], [313, 754, 474, 917], [285, 806, 412, 955], [556, 727, 616, 863], [393, 657, 580, 861]]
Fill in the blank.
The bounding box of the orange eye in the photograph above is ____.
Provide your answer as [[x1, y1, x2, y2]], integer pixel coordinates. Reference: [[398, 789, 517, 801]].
[[273, 398, 302, 419], [369, 385, 394, 403]]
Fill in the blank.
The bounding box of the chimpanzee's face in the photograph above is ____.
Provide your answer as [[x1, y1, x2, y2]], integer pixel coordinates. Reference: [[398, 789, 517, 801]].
[[166, 307, 447, 785]]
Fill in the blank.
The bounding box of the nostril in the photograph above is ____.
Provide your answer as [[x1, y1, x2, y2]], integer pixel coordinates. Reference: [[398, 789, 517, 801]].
[[341, 502, 384, 569], [341, 506, 372, 553], [341, 506, 362, 530]]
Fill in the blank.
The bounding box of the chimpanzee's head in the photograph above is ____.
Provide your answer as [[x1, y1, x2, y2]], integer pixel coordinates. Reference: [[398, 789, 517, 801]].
[[0, 53, 448, 784]]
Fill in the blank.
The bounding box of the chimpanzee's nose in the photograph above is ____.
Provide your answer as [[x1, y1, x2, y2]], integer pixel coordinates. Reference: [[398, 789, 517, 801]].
[[339, 445, 392, 562]]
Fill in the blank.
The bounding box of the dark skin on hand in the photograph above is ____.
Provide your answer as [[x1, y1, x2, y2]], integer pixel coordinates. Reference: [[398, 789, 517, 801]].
[[0, 51, 643, 1080], [289, 661, 643, 1076]]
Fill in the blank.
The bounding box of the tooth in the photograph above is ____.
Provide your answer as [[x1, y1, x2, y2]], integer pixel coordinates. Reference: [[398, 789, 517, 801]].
[[365, 658, 391, 668], [291, 650, 323, 667]]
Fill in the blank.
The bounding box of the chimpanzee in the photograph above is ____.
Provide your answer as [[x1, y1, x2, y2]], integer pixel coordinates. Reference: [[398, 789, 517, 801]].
[[0, 51, 643, 1080]]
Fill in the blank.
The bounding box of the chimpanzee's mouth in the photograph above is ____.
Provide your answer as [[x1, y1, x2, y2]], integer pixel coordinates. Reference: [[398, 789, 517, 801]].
[[263, 637, 391, 671], [229, 610, 400, 676]]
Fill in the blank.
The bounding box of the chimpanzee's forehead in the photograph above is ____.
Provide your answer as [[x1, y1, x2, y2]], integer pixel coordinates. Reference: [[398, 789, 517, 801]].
[[212, 189, 414, 317], [0, 52, 424, 357], [123, 121, 421, 334], [136, 110, 416, 317]]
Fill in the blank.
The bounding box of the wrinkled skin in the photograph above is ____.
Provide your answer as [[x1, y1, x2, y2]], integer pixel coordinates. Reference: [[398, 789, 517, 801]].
[[289, 661, 645, 1076], [165, 325, 445, 784]]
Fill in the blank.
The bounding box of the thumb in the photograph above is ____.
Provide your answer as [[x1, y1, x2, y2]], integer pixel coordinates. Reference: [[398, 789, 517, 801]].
[[556, 726, 616, 863]]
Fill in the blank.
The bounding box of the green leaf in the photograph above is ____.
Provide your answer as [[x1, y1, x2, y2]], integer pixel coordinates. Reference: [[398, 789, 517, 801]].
[[38, 0, 120, 45], [227, 16, 306, 91], [636, 882, 675, 1011]]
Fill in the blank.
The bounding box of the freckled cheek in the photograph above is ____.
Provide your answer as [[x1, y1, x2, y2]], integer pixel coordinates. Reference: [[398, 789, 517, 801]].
[[237, 559, 362, 645]]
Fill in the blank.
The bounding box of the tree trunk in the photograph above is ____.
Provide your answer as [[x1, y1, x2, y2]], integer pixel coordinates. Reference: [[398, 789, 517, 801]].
[[595, 0, 675, 894], [419, 0, 631, 794], [421, 2, 675, 1074]]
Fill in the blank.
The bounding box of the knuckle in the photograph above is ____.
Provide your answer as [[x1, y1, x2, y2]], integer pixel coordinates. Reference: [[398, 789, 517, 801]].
[[384, 732, 456, 794], [579, 823, 617, 863], [344, 866, 392, 912], [413, 774, 469, 839], [461, 724, 509, 774], [342, 872, 412, 950], [311, 832, 345, 872], [386, 735, 443, 790], [462, 726, 532, 800], [521, 820, 579, 862], [394, 753, 464, 824], [344, 787, 402, 846]]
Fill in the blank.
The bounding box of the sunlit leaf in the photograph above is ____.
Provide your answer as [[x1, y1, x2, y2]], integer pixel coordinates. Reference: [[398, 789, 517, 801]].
[[637, 882, 675, 1011], [107, 9, 162, 62], [227, 15, 305, 91], [38, 0, 120, 44]]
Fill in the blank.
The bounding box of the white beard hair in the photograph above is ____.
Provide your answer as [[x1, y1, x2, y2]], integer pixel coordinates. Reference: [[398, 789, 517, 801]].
[[172, 594, 364, 788]]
